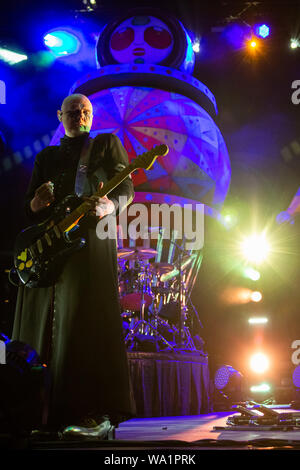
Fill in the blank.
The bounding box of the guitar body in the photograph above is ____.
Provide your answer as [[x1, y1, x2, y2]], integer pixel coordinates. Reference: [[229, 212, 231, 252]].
[[14, 195, 86, 288]]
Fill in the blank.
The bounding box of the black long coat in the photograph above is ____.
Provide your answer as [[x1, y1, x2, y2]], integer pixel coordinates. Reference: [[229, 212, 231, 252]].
[[12, 132, 136, 426]]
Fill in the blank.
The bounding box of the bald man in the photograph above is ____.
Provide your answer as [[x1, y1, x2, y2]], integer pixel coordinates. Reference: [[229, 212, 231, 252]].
[[12, 94, 135, 439]]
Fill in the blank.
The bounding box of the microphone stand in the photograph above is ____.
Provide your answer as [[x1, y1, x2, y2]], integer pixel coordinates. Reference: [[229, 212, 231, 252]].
[[168, 240, 186, 349], [167, 240, 199, 351]]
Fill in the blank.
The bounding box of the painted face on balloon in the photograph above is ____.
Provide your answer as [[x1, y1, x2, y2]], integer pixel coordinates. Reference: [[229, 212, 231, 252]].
[[109, 16, 174, 64]]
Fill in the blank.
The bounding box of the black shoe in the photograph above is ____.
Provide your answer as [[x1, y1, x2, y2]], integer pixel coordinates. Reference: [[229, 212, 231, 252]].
[[60, 416, 115, 440]]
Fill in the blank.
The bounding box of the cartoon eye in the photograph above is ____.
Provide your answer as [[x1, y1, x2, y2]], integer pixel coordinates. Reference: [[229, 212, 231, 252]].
[[110, 27, 135, 51], [144, 26, 172, 49]]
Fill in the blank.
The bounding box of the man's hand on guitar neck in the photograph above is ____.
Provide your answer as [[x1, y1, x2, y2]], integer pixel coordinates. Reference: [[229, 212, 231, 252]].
[[30, 181, 55, 213], [83, 181, 115, 219]]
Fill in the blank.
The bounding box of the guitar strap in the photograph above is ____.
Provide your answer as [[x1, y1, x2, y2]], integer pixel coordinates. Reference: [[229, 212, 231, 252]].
[[74, 136, 94, 197]]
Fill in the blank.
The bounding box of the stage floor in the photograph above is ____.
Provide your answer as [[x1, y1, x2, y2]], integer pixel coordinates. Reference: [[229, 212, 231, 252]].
[[4, 408, 300, 452], [115, 409, 300, 449]]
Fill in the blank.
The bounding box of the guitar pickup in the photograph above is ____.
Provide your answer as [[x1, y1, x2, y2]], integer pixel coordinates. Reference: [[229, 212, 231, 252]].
[[36, 239, 43, 254]]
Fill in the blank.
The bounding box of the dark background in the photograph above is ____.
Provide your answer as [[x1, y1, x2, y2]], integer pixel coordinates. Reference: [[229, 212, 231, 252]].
[[0, 0, 299, 391]]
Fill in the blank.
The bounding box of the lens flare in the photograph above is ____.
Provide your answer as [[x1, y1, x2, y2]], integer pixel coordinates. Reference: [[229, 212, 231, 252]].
[[244, 267, 260, 281]]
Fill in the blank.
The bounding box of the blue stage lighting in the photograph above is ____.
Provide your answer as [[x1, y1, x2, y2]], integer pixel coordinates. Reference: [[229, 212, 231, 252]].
[[214, 365, 242, 391], [44, 30, 80, 56], [255, 24, 270, 39], [213, 365, 244, 408]]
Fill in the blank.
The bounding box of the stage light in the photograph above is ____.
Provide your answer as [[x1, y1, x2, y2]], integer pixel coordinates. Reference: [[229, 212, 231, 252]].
[[82, 0, 98, 11], [214, 365, 242, 391], [290, 38, 300, 49], [44, 30, 81, 56], [223, 22, 252, 50], [221, 287, 263, 305], [248, 317, 268, 325], [240, 233, 270, 264], [0, 48, 28, 65], [213, 365, 244, 408], [0, 80, 5, 104], [222, 210, 238, 229], [292, 365, 300, 388], [255, 24, 270, 39], [243, 267, 260, 281], [250, 383, 271, 393], [192, 39, 200, 53], [245, 36, 263, 55], [250, 352, 270, 374], [251, 291, 262, 302]]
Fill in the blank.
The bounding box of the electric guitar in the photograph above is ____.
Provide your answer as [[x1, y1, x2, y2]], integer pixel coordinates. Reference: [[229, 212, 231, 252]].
[[13, 144, 169, 288]]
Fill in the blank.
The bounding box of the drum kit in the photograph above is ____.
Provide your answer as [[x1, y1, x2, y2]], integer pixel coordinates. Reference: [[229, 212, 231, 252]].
[[117, 245, 199, 352]]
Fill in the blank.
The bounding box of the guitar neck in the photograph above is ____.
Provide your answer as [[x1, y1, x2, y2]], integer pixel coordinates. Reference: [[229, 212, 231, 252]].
[[57, 161, 136, 233], [96, 162, 136, 198]]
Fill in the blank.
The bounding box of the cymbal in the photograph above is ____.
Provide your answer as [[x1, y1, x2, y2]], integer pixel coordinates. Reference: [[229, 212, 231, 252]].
[[120, 247, 158, 260], [179, 255, 194, 271], [150, 262, 174, 275], [117, 248, 136, 258], [160, 255, 197, 282]]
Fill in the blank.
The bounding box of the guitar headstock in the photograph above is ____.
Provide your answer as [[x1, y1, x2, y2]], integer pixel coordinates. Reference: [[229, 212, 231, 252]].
[[132, 144, 169, 170]]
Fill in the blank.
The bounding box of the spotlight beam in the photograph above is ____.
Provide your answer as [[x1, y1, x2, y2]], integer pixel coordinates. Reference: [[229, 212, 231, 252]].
[[0, 48, 28, 65]]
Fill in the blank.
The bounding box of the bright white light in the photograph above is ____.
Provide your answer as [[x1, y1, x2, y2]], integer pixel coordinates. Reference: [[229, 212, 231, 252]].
[[0, 48, 28, 65], [250, 352, 270, 374], [43, 30, 80, 57], [250, 383, 271, 393], [290, 38, 299, 49], [257, 24, 270, 39], [240, 233, 270, 264], [251, 291, 262, 302], [248, 317, 268, 325], [44, 33, 63, 48], [192, 40, 200, 53]]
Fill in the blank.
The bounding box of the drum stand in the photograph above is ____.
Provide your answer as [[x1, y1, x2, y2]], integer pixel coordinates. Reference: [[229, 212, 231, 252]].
[[170, 243, 197, 352], [124, 287, 176, 352], [118, 245, 197, 352]]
